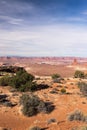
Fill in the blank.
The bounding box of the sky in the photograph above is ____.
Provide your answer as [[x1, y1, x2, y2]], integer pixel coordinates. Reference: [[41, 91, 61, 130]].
[[0, 0, 87, 57]]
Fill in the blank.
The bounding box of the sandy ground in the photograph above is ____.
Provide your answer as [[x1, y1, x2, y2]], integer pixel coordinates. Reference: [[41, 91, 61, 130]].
[[0, 62, 87, 130], [0, 77, 87, 130], [25, 63, 87, 78], [25, 64, 75, 77]]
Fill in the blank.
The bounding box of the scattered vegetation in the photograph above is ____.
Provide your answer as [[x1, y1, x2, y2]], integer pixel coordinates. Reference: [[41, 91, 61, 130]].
[[20, 94, 55, 117], [68, 110, 87, 122]]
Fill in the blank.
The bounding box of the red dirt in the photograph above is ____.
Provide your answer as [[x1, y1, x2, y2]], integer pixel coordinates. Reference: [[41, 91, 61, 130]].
[[0, 78, 87, 130], [0, 57, 87, 130]]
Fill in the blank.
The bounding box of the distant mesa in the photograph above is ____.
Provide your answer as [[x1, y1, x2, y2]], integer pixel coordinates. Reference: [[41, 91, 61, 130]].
[[72, 58, 79, 65]]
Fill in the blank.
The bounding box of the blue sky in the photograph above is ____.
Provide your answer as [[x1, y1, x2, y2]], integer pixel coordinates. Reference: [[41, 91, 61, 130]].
[[0, 0, 87, 57]]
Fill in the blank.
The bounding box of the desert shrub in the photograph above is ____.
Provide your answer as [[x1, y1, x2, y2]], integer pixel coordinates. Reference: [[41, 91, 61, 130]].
[[52, 74, 61, 79], [20, 94, 40, 116], [68, 110, 86, 122], [20, 94, 40, 106], [78, 82, 87, 96], [20, 94, 55, 117], [29, 126, 41, 130], [60, 88, 66, 94], [74, 70, 85, 78]]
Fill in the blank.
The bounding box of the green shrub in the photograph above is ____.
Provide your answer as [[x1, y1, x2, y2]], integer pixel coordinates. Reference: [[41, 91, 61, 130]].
[[16, 69, 35, 82], [74, 70, 85, 78], [0, 68, 36, 92]]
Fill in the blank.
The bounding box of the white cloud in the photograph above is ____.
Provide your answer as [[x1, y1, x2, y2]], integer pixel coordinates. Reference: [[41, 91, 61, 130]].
[[0, 15, 24, 25], [0, 24, 87, 56]]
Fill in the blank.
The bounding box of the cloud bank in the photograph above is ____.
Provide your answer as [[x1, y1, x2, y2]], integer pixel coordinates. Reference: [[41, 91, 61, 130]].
[[0, 0, 87, 57]]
